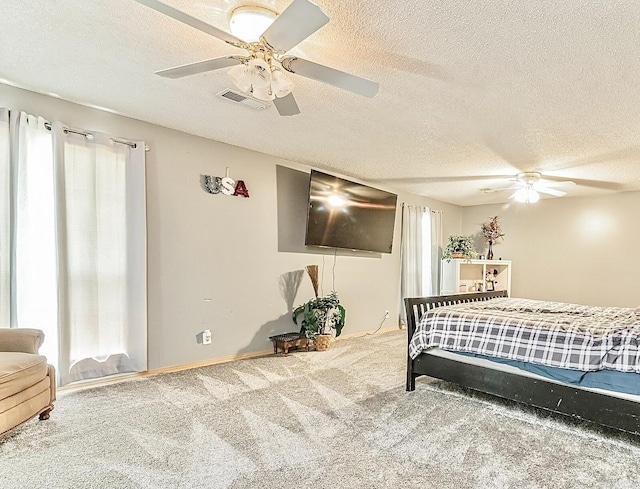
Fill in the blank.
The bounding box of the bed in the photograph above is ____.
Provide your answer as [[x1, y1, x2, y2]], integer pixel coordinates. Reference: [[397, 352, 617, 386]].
[[405, 291, 640, 434]]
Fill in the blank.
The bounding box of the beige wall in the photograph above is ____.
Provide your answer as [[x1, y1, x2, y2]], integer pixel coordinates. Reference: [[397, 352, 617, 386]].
[[460, 192, 640, 308], [1, 83, 462, 369]]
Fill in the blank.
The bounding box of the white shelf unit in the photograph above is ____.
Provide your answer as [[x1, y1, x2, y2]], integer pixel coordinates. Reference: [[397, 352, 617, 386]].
[[441, 259, 512, 296]]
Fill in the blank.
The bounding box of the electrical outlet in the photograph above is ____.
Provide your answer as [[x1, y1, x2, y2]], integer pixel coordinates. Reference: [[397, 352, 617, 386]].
[[202, 329, 212, 345], [384, 310, 390, 319]]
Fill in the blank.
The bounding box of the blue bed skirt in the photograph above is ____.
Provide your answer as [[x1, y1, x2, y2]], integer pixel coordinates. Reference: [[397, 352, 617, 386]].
[[458, 352, 640, 396]]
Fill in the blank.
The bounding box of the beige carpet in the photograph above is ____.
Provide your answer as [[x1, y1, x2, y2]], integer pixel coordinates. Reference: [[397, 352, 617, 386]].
[[1, 330, 640, 488]]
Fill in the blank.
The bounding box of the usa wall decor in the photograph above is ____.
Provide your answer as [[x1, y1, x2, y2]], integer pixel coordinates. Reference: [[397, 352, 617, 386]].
[[201, 168, 250, 198]]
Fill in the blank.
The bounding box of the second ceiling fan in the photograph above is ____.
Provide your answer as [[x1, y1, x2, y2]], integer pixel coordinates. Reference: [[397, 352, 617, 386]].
[[499, 172, 576, 203], [134, 0, 379, 116]]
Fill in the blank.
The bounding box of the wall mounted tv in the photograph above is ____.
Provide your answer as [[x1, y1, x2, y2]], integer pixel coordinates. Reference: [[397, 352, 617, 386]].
[[305, 170, 398, 254]]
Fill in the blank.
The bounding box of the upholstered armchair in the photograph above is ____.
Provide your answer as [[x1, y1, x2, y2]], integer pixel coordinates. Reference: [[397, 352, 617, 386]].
[[0, 329, 56, 436]]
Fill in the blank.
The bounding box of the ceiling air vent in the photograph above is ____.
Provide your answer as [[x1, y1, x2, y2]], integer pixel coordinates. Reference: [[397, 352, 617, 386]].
[[216, 89, 268, 111]]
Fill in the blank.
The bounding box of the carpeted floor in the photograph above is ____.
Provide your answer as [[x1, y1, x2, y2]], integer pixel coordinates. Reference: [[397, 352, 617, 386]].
[[2, 330, 640, 488]]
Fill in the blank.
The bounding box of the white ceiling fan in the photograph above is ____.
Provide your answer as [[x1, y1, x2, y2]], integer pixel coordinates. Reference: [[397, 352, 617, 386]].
[[499, 172, 576, 203], [134, 0, 379, 116], [377, 171, 585, 203]]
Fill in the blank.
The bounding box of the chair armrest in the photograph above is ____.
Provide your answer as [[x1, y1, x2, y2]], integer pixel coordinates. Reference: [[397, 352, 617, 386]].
[[0, 328, 45, 354]]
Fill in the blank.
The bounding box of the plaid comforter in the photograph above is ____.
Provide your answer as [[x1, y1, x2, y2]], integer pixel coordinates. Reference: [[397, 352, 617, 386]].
[[408, 298, 640, 373]]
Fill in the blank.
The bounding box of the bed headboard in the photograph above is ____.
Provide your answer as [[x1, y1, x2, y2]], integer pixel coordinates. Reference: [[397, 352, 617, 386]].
[[404, 291, 508, 342]]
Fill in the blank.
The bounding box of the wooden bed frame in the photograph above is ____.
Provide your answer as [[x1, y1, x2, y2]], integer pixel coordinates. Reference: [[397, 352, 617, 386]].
[[405, 291, 640, 434]]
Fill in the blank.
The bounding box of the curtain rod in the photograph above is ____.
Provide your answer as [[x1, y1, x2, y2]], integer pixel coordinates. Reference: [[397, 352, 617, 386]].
[[401, 203, 443, 214], [401, 203, 433, 210], [43, 121, 150, 152]]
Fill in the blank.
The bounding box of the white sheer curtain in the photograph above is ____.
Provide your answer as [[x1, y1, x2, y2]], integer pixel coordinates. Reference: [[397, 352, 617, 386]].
[[53, 123, 147, 386], [1, 110, 58, 366], [399, 204, 432, 325], [1, 108, 147, 386], [0, 110, 10, 328], [430, 209, 444, 295]]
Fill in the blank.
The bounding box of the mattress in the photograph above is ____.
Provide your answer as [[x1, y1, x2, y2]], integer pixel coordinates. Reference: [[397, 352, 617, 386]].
[[427, 348, 640, 403], [409, 297, 640, 373]]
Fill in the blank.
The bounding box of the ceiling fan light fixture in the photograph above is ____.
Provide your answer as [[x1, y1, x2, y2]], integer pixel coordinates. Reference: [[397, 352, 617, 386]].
[[271, 69, 294, 98], [227, 63, 252, 92], [228, 59, 296, 101], [247, 58, 272, 87], [229, 6, 278, 43], [514, 187, 540, 203], [251, 85, 275, 101]]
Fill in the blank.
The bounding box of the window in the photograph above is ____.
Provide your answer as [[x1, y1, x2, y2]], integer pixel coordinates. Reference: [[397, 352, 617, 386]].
[[1, 109, 147, 386]]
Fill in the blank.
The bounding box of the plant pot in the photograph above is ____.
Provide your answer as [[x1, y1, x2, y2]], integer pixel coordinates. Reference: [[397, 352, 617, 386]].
[[451, 252, 465, 259], [314, 334, 332, 351]]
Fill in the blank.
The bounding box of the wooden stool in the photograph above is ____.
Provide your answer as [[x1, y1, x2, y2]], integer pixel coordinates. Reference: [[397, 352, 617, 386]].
[[269, 332, 310, 356]]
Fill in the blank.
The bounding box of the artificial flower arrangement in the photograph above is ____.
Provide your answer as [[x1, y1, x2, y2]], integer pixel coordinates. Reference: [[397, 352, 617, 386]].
[[481, 216, 505, 244], [481, 216, 505, 259]]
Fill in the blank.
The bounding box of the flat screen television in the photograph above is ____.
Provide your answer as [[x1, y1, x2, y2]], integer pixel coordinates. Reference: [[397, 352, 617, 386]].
[[305, 170, 398, 254]]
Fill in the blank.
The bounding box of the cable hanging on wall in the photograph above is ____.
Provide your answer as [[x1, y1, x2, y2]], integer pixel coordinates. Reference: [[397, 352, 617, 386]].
[[332, 248, 337, 292]]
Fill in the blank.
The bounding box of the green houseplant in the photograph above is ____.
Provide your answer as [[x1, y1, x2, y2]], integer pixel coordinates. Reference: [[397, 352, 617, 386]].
[[442, 235, 478, 262], [292, 266, 346, 350], [292, 291, 346, 338]]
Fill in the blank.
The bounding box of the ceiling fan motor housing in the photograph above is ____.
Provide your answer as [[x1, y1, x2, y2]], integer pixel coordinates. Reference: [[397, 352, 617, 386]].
[[516, 172, 542, 185]]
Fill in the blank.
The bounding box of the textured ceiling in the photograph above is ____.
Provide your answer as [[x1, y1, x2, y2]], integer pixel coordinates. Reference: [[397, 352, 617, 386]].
[[1, 0, 640, 206]]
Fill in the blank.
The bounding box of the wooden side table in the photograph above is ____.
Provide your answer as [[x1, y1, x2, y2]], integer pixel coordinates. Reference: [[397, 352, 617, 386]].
[[269, 332, 310, 356]]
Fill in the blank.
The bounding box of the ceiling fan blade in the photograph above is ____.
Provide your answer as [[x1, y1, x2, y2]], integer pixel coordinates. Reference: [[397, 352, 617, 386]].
[[374, 175, 515, 184], [539, 180, 576, 188], [543, 176, 624, 191], [155, 56, 243, 79], [260, 0, 329, 52], [281, 57, 378, 97], [536, 187, 566, 197], [273, 93, 301, 116], [134, 0, 248, 48], [492, 185, 520, 192]]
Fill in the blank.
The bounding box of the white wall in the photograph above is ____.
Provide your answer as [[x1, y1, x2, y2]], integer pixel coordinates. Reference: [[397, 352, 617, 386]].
[[460, 192, 640, 308], [1, 83, 462, 369]]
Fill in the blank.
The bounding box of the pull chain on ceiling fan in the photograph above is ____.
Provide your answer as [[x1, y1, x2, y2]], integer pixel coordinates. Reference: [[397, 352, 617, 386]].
[[134, 0, 379, 116]]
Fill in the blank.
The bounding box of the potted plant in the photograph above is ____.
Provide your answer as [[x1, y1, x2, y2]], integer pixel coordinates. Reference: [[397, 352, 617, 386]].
[[292, 266, 346, 351], [292, 291, 346, 350], [442, 235, 478, 262]]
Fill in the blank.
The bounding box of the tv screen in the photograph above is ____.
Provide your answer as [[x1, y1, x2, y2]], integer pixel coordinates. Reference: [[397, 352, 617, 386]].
[[305, 170, 398, 254]]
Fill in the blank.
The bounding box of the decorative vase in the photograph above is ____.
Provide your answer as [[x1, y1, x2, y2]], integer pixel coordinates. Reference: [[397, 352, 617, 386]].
[[314, 334, 332, 351], [487, 240, 494, 260]]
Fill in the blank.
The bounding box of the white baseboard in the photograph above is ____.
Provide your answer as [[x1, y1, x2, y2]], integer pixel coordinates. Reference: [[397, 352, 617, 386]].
[[59, 327, 401, 393], [59, 348, 273, 393]]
